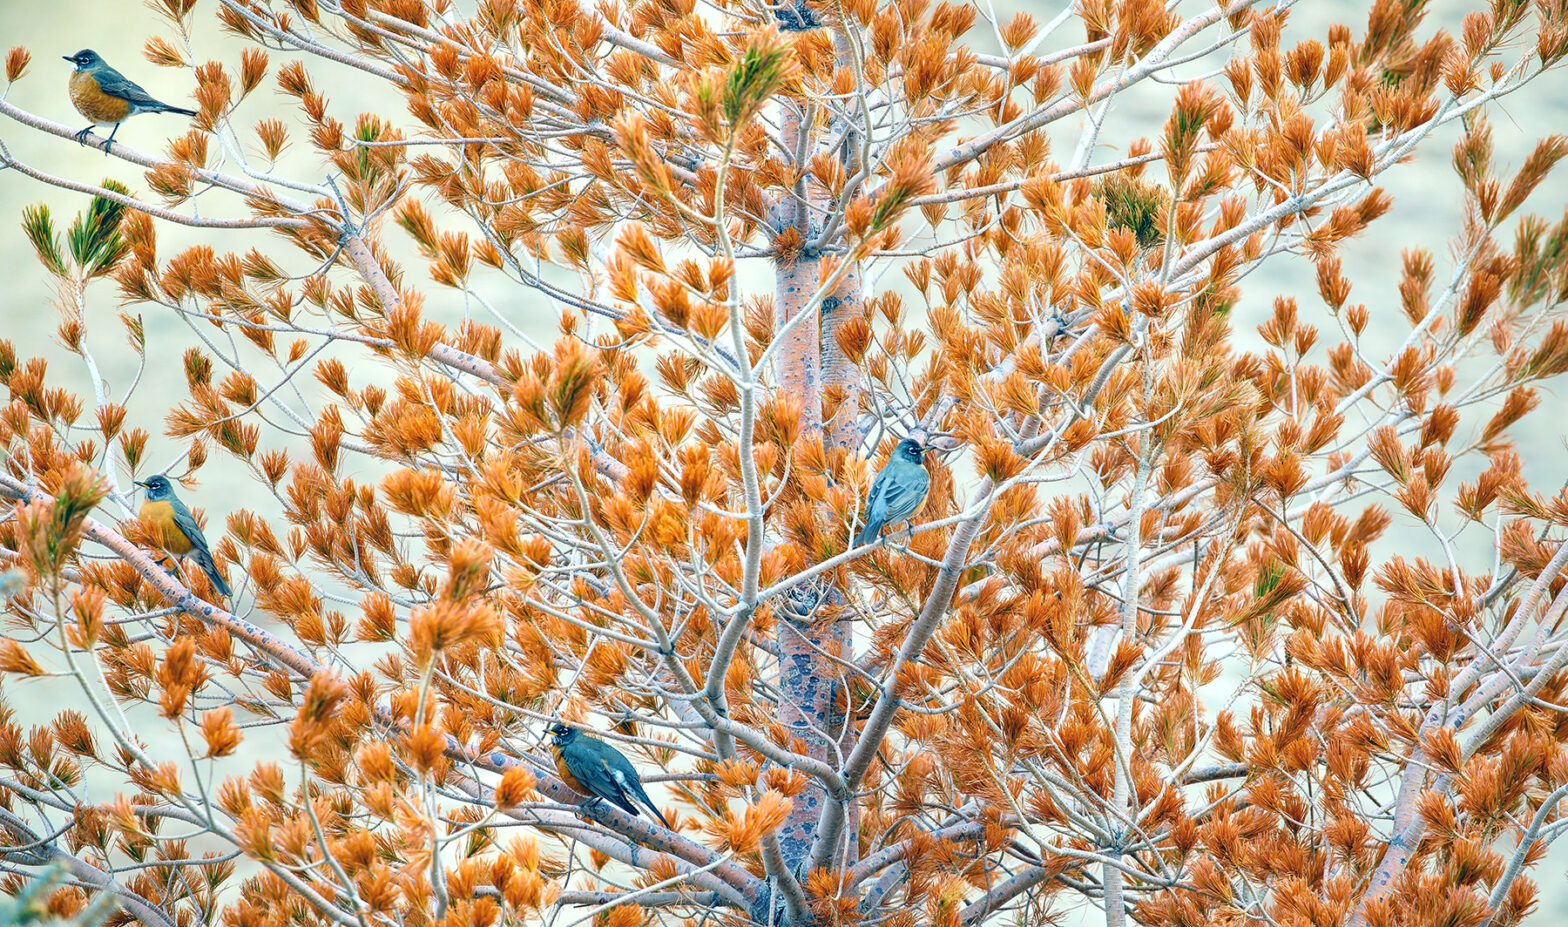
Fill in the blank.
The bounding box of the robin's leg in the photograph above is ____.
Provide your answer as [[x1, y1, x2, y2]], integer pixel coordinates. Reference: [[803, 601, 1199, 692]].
[[148, 551, 181, 579], [100, 121, 121, 154]]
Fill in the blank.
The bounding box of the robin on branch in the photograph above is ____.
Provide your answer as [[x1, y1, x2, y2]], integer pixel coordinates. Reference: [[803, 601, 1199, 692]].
[[64, 49, 196, 154], [854, 437, 933, 547], [135, 475, 231, 597], [547, 722, 670, 827]]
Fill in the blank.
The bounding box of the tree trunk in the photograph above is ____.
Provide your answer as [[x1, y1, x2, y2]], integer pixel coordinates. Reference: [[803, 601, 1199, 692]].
[[770, 97, 865, 875]]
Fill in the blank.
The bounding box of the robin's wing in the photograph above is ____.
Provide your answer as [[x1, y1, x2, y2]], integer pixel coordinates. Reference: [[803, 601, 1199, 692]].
[[598, 746, 670, 826], [880, 464, 929, 523], [855, 462, 900, 544], [861, 465, 896, 525], [868, 461, 927, 523], [591, 755, 645, 818], [168, 498, 215, 558], [92, 68, 165, 108], [570, 741, 642, 816], [171, 498, 231, 594]]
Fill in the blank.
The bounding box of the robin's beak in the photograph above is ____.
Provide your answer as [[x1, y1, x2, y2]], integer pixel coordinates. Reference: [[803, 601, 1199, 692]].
[[62, 56, 75, 63], [133, 480, 147, 488]]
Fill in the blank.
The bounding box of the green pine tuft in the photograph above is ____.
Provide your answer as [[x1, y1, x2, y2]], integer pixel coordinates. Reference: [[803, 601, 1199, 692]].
[[722, 42, 791, 128], [21, 204, 67, 278], [1097, 174, 1166, 249], [67, 180, 132, 278]]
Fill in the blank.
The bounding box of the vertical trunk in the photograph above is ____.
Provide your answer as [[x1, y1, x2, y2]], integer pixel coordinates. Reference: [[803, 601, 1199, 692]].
[[771, 98, 865, 874], [773, 245, 831, 869], [773, 579, 854, 867], [774, 252, 824, 423]]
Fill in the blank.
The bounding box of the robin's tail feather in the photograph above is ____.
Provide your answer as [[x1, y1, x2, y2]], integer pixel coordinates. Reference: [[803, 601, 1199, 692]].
[[630, 785, 671, 828], [190, 548, 231, 597], [157, 103, 198, 117], [854, 519, 883, 547]]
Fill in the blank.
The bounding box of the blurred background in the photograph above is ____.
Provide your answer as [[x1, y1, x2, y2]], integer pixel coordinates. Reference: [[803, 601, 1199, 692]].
[[1, 0, 1566, 918]]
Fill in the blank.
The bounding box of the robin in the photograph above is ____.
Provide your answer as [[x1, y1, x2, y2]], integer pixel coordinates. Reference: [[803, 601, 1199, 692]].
[[546, 722, 670, 827], [135, 475, 231, 597], [854, 437, 933, 546], [63, 49, 196, 154]]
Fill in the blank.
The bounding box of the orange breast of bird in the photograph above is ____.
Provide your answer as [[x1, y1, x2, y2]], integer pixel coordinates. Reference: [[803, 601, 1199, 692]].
[[551, 745, 588, 795], [69, 71, 131, 123], [139, 500, 194, 556]]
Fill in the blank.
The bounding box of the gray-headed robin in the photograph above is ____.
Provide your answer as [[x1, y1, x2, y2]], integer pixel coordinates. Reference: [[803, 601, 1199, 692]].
[[136, 475, 230, 597], [64, 49, 195, 153], [547, 722, 670, 827]]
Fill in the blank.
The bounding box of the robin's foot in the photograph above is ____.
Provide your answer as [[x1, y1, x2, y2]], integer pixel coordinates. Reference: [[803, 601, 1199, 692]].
[[567, 796, 601, 819], [150, 554, 180, 580], [72, 126, 94, 146]]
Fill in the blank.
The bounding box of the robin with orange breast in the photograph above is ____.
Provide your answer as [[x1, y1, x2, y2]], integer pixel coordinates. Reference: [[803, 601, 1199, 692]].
[[547, 722, 670, 827], [63, 49, 196, 154], [135, 475, 231, 597]]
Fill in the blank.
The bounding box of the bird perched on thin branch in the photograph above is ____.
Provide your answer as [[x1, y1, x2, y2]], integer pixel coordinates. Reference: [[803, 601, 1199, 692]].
[[136, 475, 231, 597], [63, 49, 196, 154], [855, 437, 933, 546], [547, 722, 670, 827]]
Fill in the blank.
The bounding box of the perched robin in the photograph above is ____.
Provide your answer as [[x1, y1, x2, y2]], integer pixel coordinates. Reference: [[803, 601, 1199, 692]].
[[135, 475, 231, 597], [63, 49, 196, 154], [547, 722, 670, 827], [854, 437, 933, 547]]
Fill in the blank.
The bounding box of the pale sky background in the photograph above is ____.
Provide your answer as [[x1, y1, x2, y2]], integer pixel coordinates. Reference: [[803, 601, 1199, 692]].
[[1, 0, 1566, 920]]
